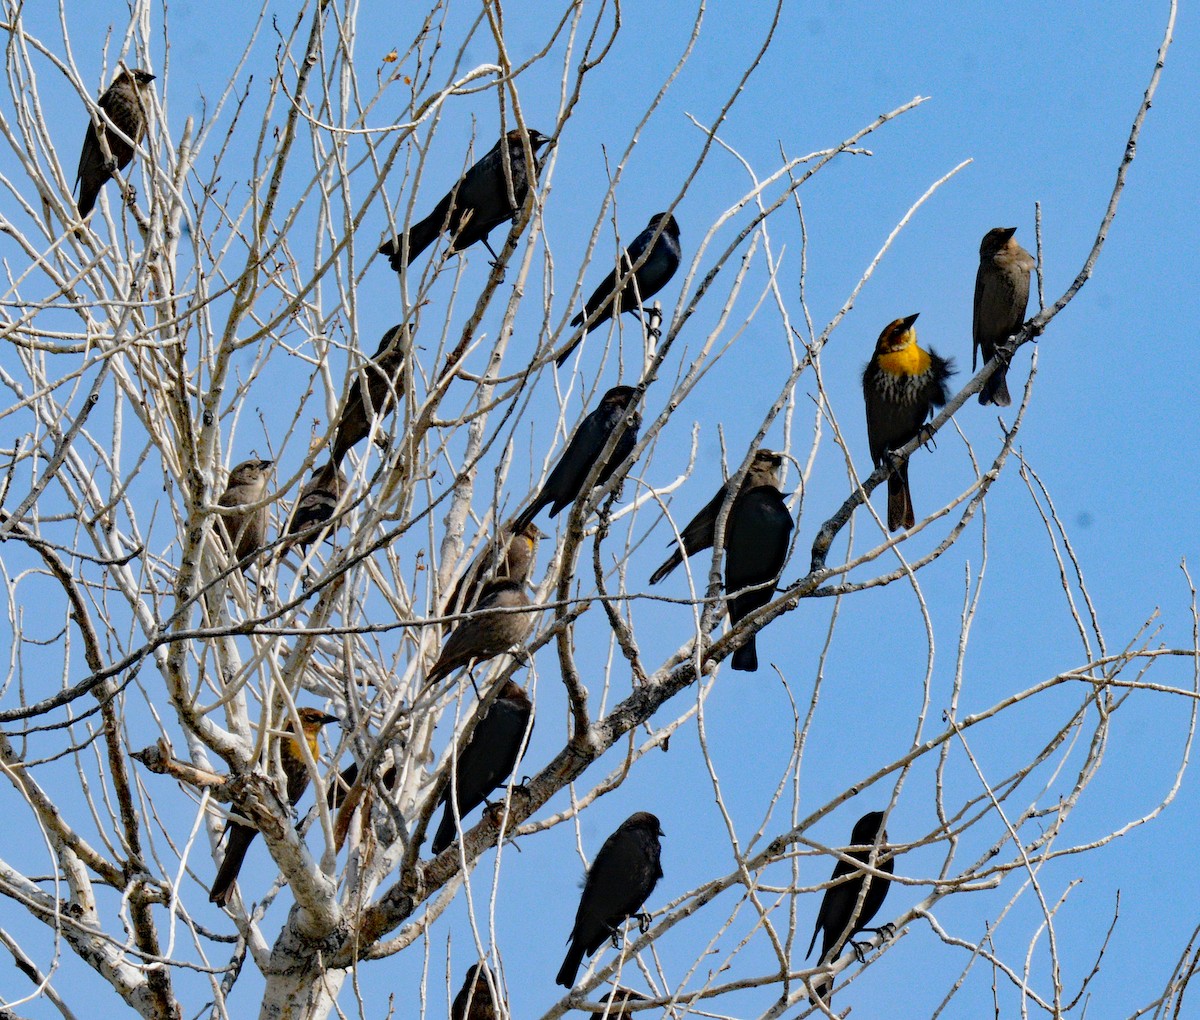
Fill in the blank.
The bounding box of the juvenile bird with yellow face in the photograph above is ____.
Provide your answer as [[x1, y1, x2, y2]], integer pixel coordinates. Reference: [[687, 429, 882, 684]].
[[209, 707, 338, 907], [974, 226, 1035, 407], [861, 314, 954, 532]]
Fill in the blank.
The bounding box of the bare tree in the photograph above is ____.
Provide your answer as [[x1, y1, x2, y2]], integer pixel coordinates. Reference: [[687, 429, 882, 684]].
[[0, 2, 1189, 1019]]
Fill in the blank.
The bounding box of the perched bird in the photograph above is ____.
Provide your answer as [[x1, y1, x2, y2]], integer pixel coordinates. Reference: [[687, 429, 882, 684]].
[[425, 581, 536, 688], [724, 484, 793, 672], [284, 461, 346, 551], [511, 386, 641, 534], [650, 449, 784, 586], [806, 810, 895, 1002], [556, 811, 665, 988], [379, 128, 551, 270], [451, 963, 502, 1020], [431, 680, 533, 854], [331, 324, 409, 465], [559, 213, 682, 366], [218, 459, 273, 564], [974, 227, 1035, 407], [590, 987, 650, 1020], [209, 707, 338, 907], [443, 520, 545, 617], [861, 314, 955, 532], [76, 68, 156, 219]]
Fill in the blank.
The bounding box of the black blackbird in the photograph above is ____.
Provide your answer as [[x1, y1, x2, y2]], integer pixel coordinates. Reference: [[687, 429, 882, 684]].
[[806, 810, 894, 1002], [443, 520, 544, 617], [725, 484, 792, 672], [379, 128, 550, 270], [331, 324, 408, 465], [559, 213, 681, 366], [556, 811, 664, 988], [861, 314, 955, 531], [511, 386, 640, 534], [650, 449, 784, 585], [284, 461, 346, 551], [431, 679, 533, 854], [76, 68, 155, 218], [425, 581, 536, 688], [210, 707, 337, 907], [451, 963, 502, 1020], [218, 459, 273, 564], [974, 227, 1035, 407]]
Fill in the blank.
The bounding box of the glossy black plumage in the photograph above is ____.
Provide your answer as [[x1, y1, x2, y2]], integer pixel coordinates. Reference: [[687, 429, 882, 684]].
[[556, 811, 664, 988], [331, 324, 408, 465], [431, 680, 533, 854], [379, 129, 550, 270], [76, 68, 155, 218], [974, 227, 1035, 407], [650, 449, 784, 586], [559, 213, 682, 366], [511, 386, 641, 534], [725, 485, 792, 672], [425, 581, 536, 687]]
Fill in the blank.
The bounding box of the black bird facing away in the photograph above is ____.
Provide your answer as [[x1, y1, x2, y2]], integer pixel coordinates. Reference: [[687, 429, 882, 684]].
[[283, 461, 346, 551], [511, 385, 641, 535], [217, 458, 273, 565], [974, 226, 1035, 407], [76, 68, 155, 218], [431, 679, 533, 855], [379, 128, 551, 270], [443, 520, 545, 617], [589, 986, 650, 1020], [451, 962, 503, 1020], [806, 810, 895, 1002], [559, 212, 682, 366], [331, 324, 409, 465], [861, 314, 955, 531], [725, 483, 793, 672], [209, 707, 338, 907], [425, 581, 536, 688], [650, 448, 784, 586], [556, 811, 664, 988]]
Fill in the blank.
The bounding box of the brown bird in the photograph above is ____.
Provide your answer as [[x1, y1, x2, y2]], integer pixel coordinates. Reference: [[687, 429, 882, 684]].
[[379, 128, 551, 270], [974, 226, 1035, 407], [649, 449, 784, 585], [556, 811, 665, 988], [511, 385, 641, 534], [590, 987, 650, 1020], [209, 707, 338, 907], [218, 458, 273, 564], [76, 68, 155, 219], [451, 963, 503, 1020], [443, 520, 544, 617], [806, 810, 895, 1003], [861, 314, 954, 532], [432, 679, 533, 855], [425, 581, 536, 688], [331, 324, 408, 465], [284, 461, 346, 551]]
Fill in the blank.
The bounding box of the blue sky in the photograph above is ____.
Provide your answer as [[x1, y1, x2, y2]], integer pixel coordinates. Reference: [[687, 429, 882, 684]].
[[1, 1, 1196, 1018]]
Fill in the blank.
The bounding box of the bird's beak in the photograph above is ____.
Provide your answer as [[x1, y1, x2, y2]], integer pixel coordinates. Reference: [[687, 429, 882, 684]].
[[316, 712, 339, 725], [901, 312, 920, 330]]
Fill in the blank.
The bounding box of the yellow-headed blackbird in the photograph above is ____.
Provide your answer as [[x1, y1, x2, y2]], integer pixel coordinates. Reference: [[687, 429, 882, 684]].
[[559, 213, 682, 366], [590, 987, 650, 1020], [425, 581, 536, 688], [451, 963, 502, 1020], [974, 226, 1035, 407], [218, 459, 273, 564], [443, 520, 544, 617], [726, 483, 793, 672], [379, 128, 550, 270], [209, 707, 337, 907], [511, 386, 641, 533], [331, 324, 408, 465], [862, 314, 954, 532], [284, 461, 346, 551], [76, 68, 155, 218], [556, 811, 664, 988], [431, 680, 533, 855], [650, 449, 784, 585], [806, 810, 894, 1002]]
